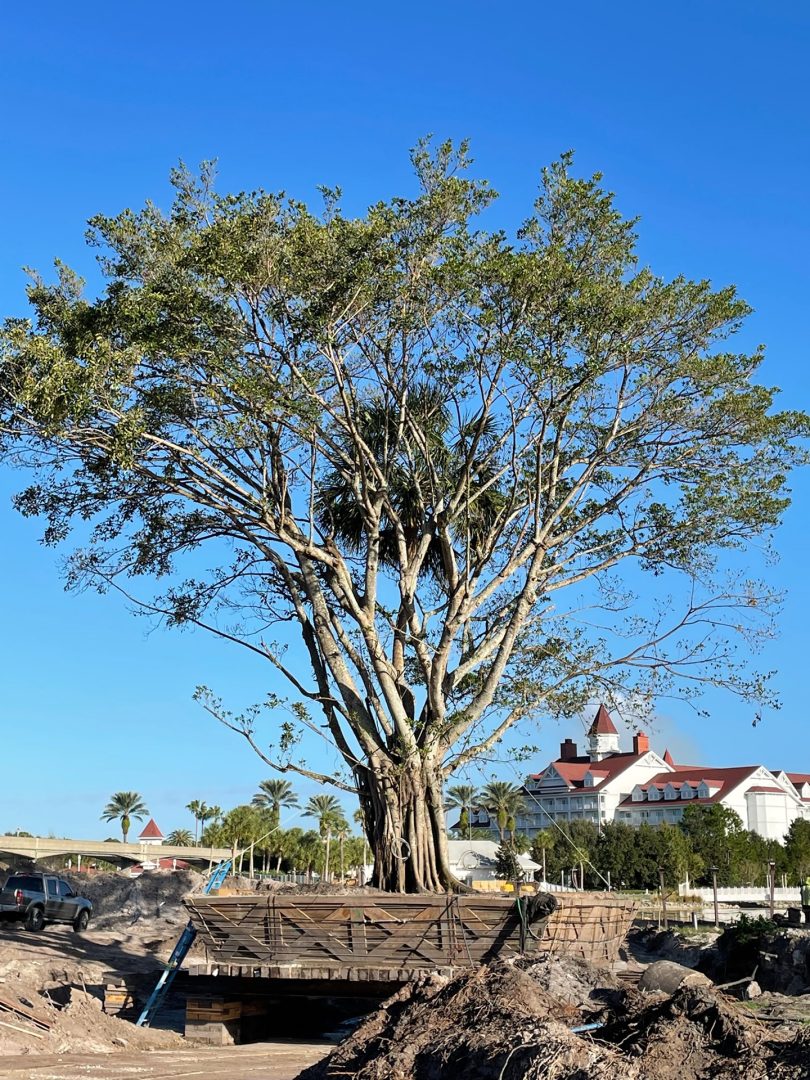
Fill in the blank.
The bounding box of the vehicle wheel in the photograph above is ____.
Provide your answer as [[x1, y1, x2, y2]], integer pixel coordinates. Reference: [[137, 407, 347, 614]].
[[24, 906, 44, 932], [72, 909, 90, 933]]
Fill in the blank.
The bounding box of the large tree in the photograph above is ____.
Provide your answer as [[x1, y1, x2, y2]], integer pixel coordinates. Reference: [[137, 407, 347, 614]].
[[1, 143, 806, 891]]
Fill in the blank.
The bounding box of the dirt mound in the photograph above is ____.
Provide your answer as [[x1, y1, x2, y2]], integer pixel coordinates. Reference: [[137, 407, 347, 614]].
[[300, 961, 810, 1080], [599, 985, 785, 1078], [62, 869, 204, 928], [298, 963, 625, 1080], [0, 969, 181, 1056]]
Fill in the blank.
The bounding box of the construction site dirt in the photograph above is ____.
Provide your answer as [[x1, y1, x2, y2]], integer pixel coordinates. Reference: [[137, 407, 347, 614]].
[[1, 869, 810, 1078]]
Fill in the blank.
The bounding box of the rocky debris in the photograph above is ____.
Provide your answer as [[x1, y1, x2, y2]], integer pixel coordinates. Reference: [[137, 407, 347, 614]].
[[298, 958, 810, 1080], [516, 954, 627, 1016], [750, 929, 810, 995], [61, 869, 204, 928], [739, 990, 810, 1023], [628, 926, 721, 971]]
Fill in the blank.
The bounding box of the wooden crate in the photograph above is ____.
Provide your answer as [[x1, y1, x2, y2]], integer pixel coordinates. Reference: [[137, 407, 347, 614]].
[[541, 892, 638, 964], [185, 893, 551, 972]]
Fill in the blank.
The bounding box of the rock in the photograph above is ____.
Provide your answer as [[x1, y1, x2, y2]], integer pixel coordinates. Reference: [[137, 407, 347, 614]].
[[639, 960, 712, 995], [112, 1037, 128, 1047], [743, 980, 762, 999]]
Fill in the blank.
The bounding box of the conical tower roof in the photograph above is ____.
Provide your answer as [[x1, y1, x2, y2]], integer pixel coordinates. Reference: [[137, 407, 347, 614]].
[[588, 704, 618, 737]]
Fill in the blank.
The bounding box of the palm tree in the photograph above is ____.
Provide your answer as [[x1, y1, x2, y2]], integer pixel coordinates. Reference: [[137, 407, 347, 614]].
[[166, 828, 194, 846], [332, 814, 350, 882], [252, 779, 299, 831], [304, 794, 343, 881], [352, 807, 371, 872], [186, 800, 209, 845], [101, 792, 149, 843], [445, 783, 478, 838], [316, 387, 504, 581], [479, 781, 526, 842]]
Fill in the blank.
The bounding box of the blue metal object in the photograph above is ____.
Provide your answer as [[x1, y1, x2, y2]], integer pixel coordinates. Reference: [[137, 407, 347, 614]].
[[136, 859, 231, 1027]]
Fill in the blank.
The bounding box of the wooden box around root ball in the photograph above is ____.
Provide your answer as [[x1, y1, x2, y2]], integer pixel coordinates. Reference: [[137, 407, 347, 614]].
[[184, 891, 636, 976], [539, 892, 638, 964]]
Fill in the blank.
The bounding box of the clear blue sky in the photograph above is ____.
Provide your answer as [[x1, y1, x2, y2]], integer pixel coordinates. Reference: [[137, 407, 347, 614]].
[[1, 1, 808, 838]]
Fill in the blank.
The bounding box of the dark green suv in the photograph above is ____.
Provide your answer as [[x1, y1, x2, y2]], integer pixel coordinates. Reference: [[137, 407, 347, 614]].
[[0, 873, 92, 932]]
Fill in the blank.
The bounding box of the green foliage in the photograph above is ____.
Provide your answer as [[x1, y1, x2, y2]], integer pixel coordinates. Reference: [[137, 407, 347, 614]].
[[165, 828, 194, 846], [540, 820, 600, 884], [785, 819, 810, 880], [494, 842, 523, 881]]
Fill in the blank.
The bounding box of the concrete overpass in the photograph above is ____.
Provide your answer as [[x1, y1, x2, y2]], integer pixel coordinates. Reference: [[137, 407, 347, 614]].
[[0, 834, 232, 869]]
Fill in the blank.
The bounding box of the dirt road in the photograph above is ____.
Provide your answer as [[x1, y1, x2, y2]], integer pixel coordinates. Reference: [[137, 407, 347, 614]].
[[0, 1040, 329, 1079]]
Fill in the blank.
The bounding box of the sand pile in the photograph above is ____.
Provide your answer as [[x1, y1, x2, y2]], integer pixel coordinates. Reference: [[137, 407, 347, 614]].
[[300, 959, 810, 1080], [0, 969, 181, 1056]]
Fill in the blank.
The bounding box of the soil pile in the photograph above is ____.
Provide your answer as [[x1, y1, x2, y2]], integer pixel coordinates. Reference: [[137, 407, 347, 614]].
[[300, 960, 810, 1080], [0, 970, 181, 1056], [62, 869, 203, 928], [298, 963, 626, 1080]]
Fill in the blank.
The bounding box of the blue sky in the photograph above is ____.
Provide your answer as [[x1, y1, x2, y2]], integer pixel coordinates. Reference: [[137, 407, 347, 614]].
[[1, 1, 808, 838]]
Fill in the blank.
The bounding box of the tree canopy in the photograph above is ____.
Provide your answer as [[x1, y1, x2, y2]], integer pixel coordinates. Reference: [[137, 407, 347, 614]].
[[2, 141, 806, 890]]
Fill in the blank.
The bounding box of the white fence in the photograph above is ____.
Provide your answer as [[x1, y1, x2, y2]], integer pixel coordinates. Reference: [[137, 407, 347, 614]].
[[678, 884, 801, 904]]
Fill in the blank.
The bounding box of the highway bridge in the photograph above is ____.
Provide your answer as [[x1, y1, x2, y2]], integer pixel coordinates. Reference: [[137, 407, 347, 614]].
[[0, 833, 232, 869]]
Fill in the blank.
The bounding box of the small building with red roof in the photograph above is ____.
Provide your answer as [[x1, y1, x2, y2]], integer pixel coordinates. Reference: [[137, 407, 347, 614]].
[[469, 704, 809, 842], [138, 819, 165, 846]]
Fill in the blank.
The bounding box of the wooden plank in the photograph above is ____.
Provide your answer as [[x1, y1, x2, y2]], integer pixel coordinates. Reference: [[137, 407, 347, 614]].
[[0, 993, 52, 1031]]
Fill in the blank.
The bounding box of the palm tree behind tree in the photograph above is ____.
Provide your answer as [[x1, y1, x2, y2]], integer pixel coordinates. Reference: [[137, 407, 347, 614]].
[[444, 783, 478, 838], [101, 792, 149, 843], [166, 828, 194, 846], [252, 779, 299, 831], [304, 794, 343, 881], [186, 800, 210, 845], [479, 781, 526, 842]]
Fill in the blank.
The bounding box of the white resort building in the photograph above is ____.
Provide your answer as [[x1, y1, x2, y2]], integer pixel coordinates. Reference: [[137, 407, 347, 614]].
[[472, 705, 810, 843]]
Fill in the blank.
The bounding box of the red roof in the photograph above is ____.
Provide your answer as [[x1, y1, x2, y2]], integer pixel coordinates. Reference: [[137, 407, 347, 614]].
[[746, 786, 788, 794], [588, 704, 618, 737], [787, 773, 810, 785], [619, 766, 761, 807], [533, 750, 651, 790], [663, 749, 675, 766], [139, 818, 164, 839]]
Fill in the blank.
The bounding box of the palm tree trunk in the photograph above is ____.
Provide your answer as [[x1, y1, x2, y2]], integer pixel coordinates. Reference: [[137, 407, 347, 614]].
[[324, 832, 331, 882]]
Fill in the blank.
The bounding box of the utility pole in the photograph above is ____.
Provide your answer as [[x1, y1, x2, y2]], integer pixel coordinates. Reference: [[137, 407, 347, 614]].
[[658, 866, 668, 930], [710, 866, 719, 928], [769, 860, 776, 918]]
